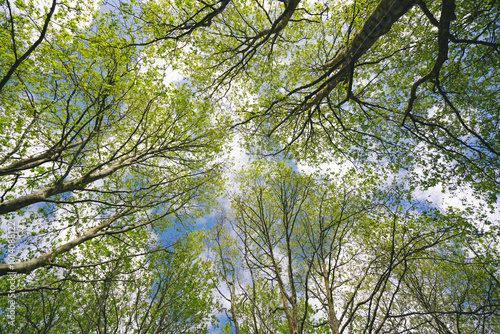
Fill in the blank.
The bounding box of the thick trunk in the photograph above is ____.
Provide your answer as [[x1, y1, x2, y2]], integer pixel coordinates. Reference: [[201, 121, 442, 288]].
[[322, 261, 340, 334], [0, 150, 146, 215], [324, 0, 417, 69], [269, 245, 299, 334], [310, 0, 417, 106], [0, 140, 84, 176], [0, 162, 121, 215], [0, 211, 126, 276], [230, 284, 241, 334]]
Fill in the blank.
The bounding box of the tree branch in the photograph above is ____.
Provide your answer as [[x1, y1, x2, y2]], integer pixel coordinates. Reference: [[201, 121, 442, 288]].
[[0, 0, 57, 93]]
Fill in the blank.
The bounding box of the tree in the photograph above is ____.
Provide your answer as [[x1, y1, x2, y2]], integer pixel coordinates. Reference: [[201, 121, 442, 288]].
[[162, 0, 499, 203], [0, 0, 226, 317], [209, 161, 499, 333]]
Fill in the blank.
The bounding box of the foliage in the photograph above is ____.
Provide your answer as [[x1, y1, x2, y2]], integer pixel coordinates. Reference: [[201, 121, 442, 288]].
[[0, 230, 220, 333], [208, 162, 499, 333], [180, 0, 500, 204], [0, 0, 226, 331], [0, 0, 499, 332]]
